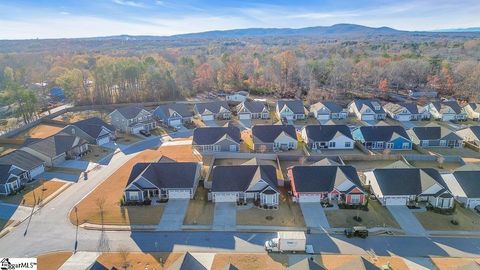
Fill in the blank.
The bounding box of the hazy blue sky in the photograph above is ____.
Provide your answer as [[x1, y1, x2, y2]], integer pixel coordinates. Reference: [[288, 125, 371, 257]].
[[1, 0, 479, 39]]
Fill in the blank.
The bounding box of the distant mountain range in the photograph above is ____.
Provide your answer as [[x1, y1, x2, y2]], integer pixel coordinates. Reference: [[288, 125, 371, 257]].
[[432, 27, 480, 32]]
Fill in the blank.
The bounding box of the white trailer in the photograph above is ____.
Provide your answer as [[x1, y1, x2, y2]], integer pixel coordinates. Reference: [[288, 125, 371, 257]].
[[265, 231, 306, 253]]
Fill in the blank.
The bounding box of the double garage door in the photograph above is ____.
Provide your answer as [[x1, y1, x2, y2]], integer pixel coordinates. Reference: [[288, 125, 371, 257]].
[[97, 136, 111, 145], [30, 165, 45, 179], [316, 114, 330, 121], [361, 114, 375, 121], [298, 194, 321, 203], [385, 196, 408, 205], [168, 189, 191, 199], [213, 193, 237, 202], [169, 119, 182, 127], [131, 125, 144, 134], [202, 114, 214, 121], [239, 113, 251, 120], [396, 114, 411, 121]]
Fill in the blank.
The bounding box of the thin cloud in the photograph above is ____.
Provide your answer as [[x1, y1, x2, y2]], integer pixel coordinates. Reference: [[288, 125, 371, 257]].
[[112, 0, 144, 8]]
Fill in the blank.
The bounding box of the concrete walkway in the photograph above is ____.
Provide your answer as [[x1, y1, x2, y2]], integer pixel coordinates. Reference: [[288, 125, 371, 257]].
[[157, 199, 190, 231], [213, 203, 236, 231], [387, 206, 426, 236], [59, 252, 99, 270], [300, 203, 330, 231]]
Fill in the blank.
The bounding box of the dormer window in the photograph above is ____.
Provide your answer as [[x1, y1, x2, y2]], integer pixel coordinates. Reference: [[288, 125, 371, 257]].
[[371, 102, 381, 111]]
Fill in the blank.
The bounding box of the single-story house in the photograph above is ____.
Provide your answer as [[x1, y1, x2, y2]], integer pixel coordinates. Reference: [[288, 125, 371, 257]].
[[352, 125, 413, 150], [301, 125, 354, 150], [276, 99, 306, 120], [443, 170, 480, 209], [463, 103, 480, 120], [383, 102, 430, 121], [62, 117, 115, 145], [21, 132, 89, 167], [236, 101, 269, 120], [153, 103, 193, 127], [366, 168, 454, 208], [192, 124, 241, 152], [348, 99, 386, 121], [226, 90, 249, 104], [288, 165, 365, 205], [124, 162, 201, 202], [0, 164, 28, 195], [0, 150, 45, 180], [425, 101, 467, 121], [193, 101, 231, 121], [252, 124, 297, 152], [310, 101, 348, 121], [210, 165, 279, 207], [457, 126, 480, 146], [109, 106, 156, 134], [407, 125, 463, 148]]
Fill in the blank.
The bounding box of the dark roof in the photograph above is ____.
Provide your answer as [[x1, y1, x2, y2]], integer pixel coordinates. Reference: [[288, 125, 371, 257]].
[[357, 126, 410, 142], [192, 125, 241, 145], [220, 264, 239, 270], [0, 164, 15, 185], [277, 99, 305, 114], [0, 150, 44, 171], [252, 125, 297, 143], [71, 117, 115, 139], [114, 106, 146, 119], [23, 133, 87, 158], [303, 125, 353, 141], [468, 103, 480, 112], [239, 101, 267, 113], [290, 165, 362, 193], [287, 258, 326, 270], [211, 165, 277, 192], [127, 162, 199, 189], [333, 257, 380, 270], [410, 126, 461, 141], [452, 171, 480, 198], [432, 101, 463, 114], [153, 103, 193, 119], [462, 126, 480, 139], [352, 99, 385, 114], [373, 168, 448, 196], [168, 252, 207, 270], [311, 101, 344, 114], [195, 101, 230, 114]]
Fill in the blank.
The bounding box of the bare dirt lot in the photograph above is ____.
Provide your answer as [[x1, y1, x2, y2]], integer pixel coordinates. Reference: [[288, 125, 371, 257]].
[[37, 251, 73, 270], [95, 252, 183, 270], [0, 179, 67, 207], [54, 110, 109, 123], [14, 123, 63, 139], [183, 185, 214, 225]]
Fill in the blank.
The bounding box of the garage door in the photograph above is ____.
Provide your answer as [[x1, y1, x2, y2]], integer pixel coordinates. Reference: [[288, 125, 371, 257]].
[[443, 114, 455, 121], [132, 126, 143, 134], [361, 114, 375, 121], [397, 115, 411, 121], [30, 165, 45, 178], [169, 119, 182, 127], [468, 199, 480, 209], [299, 194, 321, 203], [214, 193, 237, 202], [385, 197, 407, 205], [202, 114, 214, 121], [239, 113, 250, 120], [97, 136, 110, 145], [168, 190, 191, 199], [316, 114, 330, 121]]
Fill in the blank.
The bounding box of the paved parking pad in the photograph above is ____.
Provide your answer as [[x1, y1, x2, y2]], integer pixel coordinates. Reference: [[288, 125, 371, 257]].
[[387, 205, 427, 236], [157, 199, 189, 231], [300, 203, 330, 231], [213, 203, 236, 231]]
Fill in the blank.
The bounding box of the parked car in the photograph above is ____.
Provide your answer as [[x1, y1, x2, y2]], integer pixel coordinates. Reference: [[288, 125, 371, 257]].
[[474, 205, 480, 214], [344, 226, 369, 238], [139, 129, 151, 137]]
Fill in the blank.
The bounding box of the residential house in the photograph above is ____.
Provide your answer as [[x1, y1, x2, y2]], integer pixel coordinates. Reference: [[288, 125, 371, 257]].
[[109, 106, 156, 134], [443, 170, 480, 209], [383, 102, 430, 121], [348, 99, 386, 121], [310, 101, 348, 121], [366, 168, 454, 208], [210, 165, 279, 207], [301, 125, 354, 150], [288, 165, 365, 205], [0, 150, 45, 180], [407, 125, 463, 148], [276, 99, 306, 120], [167, 252, 212, 270], [251, 124, 297, 152], [352, 125, 413, 150], [193, 101, 231, 121], [153, 103, 193, 127], [61, 117, 115, 145], [463, 103, 480, 120], [236, 101, 269, 120], [425, 101, 467, 121], [0, 164, 28, 195], [226, 90, 249, 104], [124, 162, 201, 202], [21, 132, 89, 167], [287, 258, 326, 270], [192, 125, 241, 152], [456, 126, 480, 145]]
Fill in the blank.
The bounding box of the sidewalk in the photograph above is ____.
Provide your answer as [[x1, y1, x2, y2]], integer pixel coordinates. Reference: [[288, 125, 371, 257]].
[[59, 251, 99, 270]]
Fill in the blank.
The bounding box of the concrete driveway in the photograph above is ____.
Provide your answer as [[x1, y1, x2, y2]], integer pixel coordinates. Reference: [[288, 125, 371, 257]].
[[238, 119, 252, 130], [56, 160, 91, 170], [157, 199, 189, 231], [387, 206, 426, 236], [300, 203, 330, 231], [203, 120, 218, 127], [213, 202, 236, 231], [400, 121, 418, 129]]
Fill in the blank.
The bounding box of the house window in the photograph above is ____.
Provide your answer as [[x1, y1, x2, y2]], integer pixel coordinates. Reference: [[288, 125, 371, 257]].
[[329, 141, 336, 148], [421, 140, 429, 147], [129, 191, 139, 201], [350, 195, 361, 204], [402, 142, 410, 149], [344, 142, 351, 148], [289, 142, 295, 148], [440, 140, 446, 146]]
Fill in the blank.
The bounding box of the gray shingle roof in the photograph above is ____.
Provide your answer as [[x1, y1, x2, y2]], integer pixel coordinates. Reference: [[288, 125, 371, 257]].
[[0, 164, 17, 185], [0, 150, 44, 171], [303, 125, 353, 141], [452, 171, 480, 198], [310, 101, 344, 114], [287, 258, 326, 270], [211, 165, 277, 192], [127, 162, 199, 189], [290, 165, 363, 193], [71, 117, 115, 139], [373, 168, 448, 196], [352, 99, 385, 114], [192, 125, 240, 145], [357, 126, 410, 142], [383, 102, 420, 114], [153, 103, 193, 119], [24, 133, 87, 158], [238, 101, 267, 113], [195, 101, 230, 114], [252, 124, 297, 143], [431, 101, 463, 114], [114, 106, 146, 119], [410, 126, 461, 141], [277, 99, 305, 114]]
